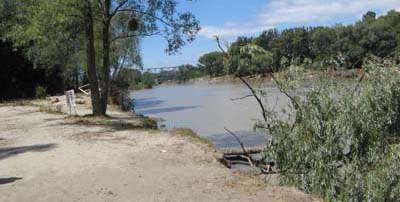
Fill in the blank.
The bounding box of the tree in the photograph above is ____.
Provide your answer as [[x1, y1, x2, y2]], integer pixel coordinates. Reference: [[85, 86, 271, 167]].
[[85, 0, 200, 115], [236, 44, 274, 76], [223, 36, 252, 74], [262, 64, 400, 201], [198, 51, 225, 77], [311, 27, 337, 63], [8, 0, 200, 115], [141, 72, 155, 88], [362, 11, 376, 24]]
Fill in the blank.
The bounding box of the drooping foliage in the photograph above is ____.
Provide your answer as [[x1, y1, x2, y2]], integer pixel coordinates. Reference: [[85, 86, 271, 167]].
[[259, 62, 400, 201]]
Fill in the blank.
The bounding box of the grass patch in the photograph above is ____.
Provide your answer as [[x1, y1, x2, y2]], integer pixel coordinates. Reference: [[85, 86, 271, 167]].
[[38, 105, 63, 114], [172, 128, 214, 147], [65, 114, 158, 130], [0, 99, 33, 107]]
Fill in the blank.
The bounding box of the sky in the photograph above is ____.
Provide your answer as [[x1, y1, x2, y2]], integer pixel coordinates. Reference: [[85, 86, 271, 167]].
[[141, 0, 400, 69]]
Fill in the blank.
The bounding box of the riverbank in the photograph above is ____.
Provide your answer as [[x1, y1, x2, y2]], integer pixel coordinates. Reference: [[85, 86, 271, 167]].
[[0, 96, 320, 202], [154, 68, 365, 87]]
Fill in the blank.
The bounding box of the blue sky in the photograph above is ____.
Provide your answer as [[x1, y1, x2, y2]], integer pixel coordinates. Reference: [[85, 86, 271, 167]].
[[141, 0, 400, 69]]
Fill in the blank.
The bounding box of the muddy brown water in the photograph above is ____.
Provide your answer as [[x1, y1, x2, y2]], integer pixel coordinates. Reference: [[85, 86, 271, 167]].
[[131, 81, 293, 148]]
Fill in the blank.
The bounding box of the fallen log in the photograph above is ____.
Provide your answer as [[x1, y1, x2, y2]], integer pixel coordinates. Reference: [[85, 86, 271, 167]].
[[220, 155, 252, 168]]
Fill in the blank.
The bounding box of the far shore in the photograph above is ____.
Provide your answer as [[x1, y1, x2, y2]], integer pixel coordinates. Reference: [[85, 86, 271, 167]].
[[149, 68, 365, 88]]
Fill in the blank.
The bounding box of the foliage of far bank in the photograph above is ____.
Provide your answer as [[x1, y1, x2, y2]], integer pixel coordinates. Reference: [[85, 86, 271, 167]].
[[199, 10, 400, 77], [141, 10, 400, 85]]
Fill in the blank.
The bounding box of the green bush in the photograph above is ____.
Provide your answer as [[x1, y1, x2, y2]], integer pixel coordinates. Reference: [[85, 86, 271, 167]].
[[141, 72, 155, 88], [35, 86, 47, 99], [259, 64, 400, 201]]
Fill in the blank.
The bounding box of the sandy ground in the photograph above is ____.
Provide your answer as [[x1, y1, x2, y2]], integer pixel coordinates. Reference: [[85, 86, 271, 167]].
[[0, 97, 320, 202]]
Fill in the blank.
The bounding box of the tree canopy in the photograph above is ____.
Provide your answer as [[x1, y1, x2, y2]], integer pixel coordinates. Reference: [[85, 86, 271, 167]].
[[2, 0, 200, 114], [198, 10, 400, 77]]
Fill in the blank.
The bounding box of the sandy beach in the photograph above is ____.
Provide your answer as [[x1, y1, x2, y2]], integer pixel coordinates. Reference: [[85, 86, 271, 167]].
[[0, 96, 319, 202]]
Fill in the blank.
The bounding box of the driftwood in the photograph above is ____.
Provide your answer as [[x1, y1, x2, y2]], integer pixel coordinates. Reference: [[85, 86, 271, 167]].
[[220, 155, 252, 168], [224, 128, 254, 166], [219, 128, 275, 173], [218, 147, 262, 155]]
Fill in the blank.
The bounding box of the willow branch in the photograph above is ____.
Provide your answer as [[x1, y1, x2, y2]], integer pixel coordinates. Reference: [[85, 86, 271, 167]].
[[239, 77, 268, 122], [269, 73, 302, 130], [214, 35, 228, 58]]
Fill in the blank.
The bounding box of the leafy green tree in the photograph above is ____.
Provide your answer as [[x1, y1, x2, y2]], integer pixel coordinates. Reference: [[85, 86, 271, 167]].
[[141, 72, 155, 88], [223, 10, 400, 72], [260, 64, 400, 201], [174, 64, 205, 82], [223, 36, 252, 74], [198, 51, 225, 77], [8, 0, 199, 115], [236, 44, 274, 76], [362, 11, 376, 24], [311, 27, 337, 63]]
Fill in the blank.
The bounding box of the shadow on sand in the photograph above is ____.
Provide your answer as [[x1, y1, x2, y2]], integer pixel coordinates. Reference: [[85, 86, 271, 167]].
[[0, 143, 57, 160], [0, 177, 22, 185]]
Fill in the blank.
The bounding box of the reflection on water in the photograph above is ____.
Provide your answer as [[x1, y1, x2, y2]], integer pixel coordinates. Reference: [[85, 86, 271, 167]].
[[137, 105, 200, 115], [131, 82, 289, 148], [134, 98, 165, 109]]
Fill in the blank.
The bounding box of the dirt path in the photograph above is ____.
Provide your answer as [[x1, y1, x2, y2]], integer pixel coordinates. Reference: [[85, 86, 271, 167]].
[[0, 102, 319, 202]]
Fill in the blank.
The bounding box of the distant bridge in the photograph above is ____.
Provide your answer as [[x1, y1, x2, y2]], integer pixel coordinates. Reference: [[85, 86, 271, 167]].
[[142, 66, 181, 73]]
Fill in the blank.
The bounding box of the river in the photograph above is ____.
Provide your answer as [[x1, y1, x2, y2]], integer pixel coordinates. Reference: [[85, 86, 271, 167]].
[[130, 81, 291, 148]]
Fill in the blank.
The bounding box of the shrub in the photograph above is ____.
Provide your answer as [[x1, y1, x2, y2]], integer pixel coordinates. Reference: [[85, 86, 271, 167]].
[[258, 64, 400, 201], [35, 86, 47, 99]]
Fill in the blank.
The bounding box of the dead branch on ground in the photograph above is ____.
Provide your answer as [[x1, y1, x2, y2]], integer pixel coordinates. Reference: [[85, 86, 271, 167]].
[[224, 127, 254, 167]]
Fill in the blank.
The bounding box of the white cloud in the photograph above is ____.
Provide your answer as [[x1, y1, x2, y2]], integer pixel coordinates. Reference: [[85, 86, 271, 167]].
[[200, 24, 271, 39], [199, 0, 400, 39]]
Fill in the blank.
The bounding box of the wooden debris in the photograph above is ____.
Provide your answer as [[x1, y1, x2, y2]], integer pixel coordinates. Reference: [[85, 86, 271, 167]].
[[218, 147, 263, 155]]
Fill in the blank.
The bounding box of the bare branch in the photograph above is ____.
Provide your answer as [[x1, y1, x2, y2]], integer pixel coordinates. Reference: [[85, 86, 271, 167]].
[[238, 77, 268, 122], [110, 0, 129, 17], [214, 35, 228, 57], [269, 73, 302, 130], [224, 127, 253, 167], [231, 94, 253, 101]]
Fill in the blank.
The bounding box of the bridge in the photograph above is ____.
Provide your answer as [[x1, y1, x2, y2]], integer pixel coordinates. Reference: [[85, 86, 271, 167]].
[[142, 66, 181, 73]]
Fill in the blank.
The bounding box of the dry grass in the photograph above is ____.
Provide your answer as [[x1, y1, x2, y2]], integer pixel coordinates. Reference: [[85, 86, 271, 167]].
[[171, 128, 214, 147], [64, 114, 158, 130], [38, 105, 63, 114]]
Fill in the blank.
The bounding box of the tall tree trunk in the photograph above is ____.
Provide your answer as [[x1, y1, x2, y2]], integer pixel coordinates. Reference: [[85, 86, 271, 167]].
[[74, 67, 79, 90], [100, 0, 112, 115], [82, 2, 102, 115]]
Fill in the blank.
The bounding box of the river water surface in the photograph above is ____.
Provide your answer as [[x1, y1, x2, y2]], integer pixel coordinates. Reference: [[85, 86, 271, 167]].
[[131, 82, 291, 148]]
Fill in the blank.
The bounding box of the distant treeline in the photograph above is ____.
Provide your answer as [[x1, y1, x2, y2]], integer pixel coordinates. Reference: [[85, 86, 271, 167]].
[[198, 10, 400, 77], [125, 64, 204, 88]]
